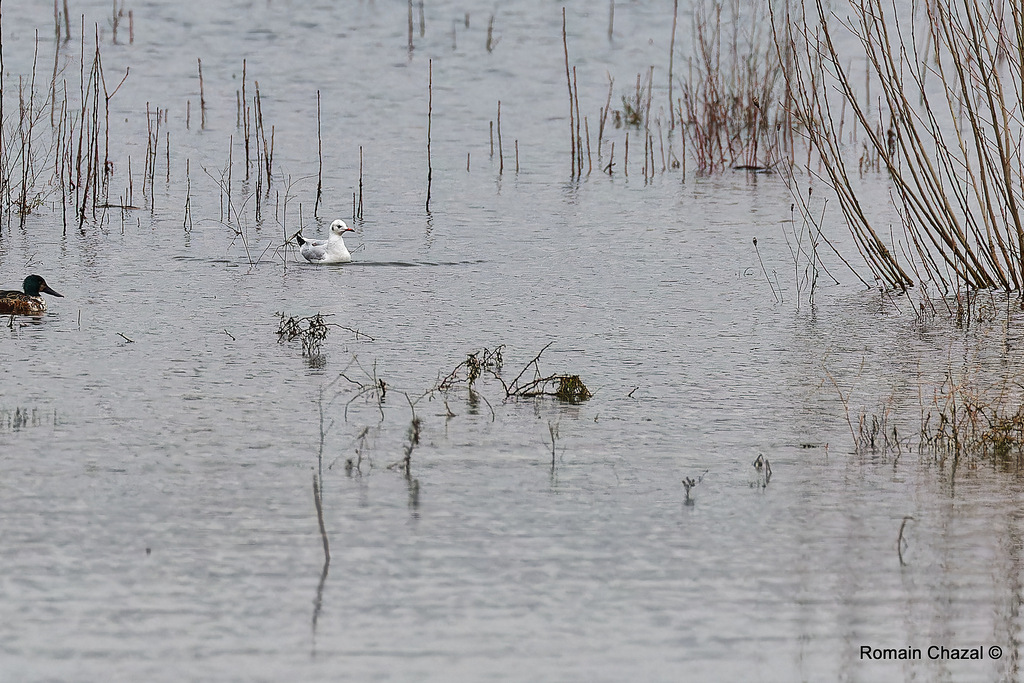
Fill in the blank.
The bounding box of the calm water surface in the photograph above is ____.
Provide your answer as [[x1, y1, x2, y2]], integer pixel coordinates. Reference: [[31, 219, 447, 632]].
[[2, 1, 1024, 681]]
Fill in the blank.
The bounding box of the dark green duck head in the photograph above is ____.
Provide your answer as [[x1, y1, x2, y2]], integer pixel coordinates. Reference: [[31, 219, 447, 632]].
[[22, 274, 63, 298]]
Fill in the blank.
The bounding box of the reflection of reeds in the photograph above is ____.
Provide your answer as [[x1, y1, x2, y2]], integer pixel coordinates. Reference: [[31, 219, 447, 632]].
[[0, 406, 57, 431], [312, 473, 330, 563]]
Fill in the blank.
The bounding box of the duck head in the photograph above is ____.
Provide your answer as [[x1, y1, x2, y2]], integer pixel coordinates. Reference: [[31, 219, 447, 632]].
[[23, 274, 63, 298]]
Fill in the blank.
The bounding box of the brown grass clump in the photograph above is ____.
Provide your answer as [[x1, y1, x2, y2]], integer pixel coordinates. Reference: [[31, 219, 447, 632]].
[[554, 375, 592, 403], [921, 372, 1024, 471]]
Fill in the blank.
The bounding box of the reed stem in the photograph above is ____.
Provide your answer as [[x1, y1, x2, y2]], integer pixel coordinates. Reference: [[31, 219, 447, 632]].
[[426, 59, 432, 212]]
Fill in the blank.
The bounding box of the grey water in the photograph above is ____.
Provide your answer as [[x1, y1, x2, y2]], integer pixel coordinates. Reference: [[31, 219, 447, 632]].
[[2, 1, 1024, 681]]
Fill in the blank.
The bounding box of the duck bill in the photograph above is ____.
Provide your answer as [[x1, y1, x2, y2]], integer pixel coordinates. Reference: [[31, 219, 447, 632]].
[[41, 284, 63, 298]]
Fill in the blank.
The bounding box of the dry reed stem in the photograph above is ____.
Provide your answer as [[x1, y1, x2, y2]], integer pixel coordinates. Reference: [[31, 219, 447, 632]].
[[358, 145, 364, 220], [426, 59, 432, 212], [497, 100, 503, 175], [407, 0, 414, 54], [197, 58, 206, 130], [669, 0, 679, 130], [315, 90, 322, 217], [562, 8, 575, 176]]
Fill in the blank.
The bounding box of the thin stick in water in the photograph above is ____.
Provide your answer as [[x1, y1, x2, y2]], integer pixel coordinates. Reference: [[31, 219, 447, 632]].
[[584, 117, 591, 175], [497, 100, 503, 175], [183, 158, 192, 230], [407, 0, 414, 54], [562, 8, 575, 177], [624, 131, 629, 177], [315, 89, 322, 217], [668, 0, 678, 130], [197, 58, 206, 129], [753, 237, 780, 303], [242, 59, 249, 180], [572, 66, 582, 176], [426, 59, 432, 212]]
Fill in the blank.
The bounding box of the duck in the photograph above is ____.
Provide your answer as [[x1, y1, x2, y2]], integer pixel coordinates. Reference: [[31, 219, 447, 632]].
[[294, 219, 355, 264], [0, 274, 64, 315]]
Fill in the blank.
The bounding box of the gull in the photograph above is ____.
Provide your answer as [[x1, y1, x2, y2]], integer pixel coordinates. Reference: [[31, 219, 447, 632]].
[[294, 219, 355, 264]]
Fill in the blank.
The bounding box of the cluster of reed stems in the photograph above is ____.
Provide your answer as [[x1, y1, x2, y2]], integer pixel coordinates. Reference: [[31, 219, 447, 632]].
[[0, 3, 307, 249], [679, 0, 788, 173], [0, 11, 168, 235], [920, 372, 1024, 473], [777, 0, 1024, 293], [18, 0, 1022, 305], [14, 22, 132, 234], [825, 299, 1024, 470], [561, 0, 787, 183]]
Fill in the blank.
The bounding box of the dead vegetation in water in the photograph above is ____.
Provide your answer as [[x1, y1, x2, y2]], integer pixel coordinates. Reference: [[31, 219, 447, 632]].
[[436, 344, 505, 391], [308, 342, 593, 483], [920, 369, 1024, 472], [0, 406, 57, 431], [275, 312, 373, 360], [826, 309, 1024, 476], [435, 342, 592, 404], [682, 469, 708, 506], [499, 342, 593, 402], [826, 367, 914, 464], [557, 0, 791, 183]]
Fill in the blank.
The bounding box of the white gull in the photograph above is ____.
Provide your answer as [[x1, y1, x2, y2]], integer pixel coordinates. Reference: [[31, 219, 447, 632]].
[[294, 219, 355, 264]]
